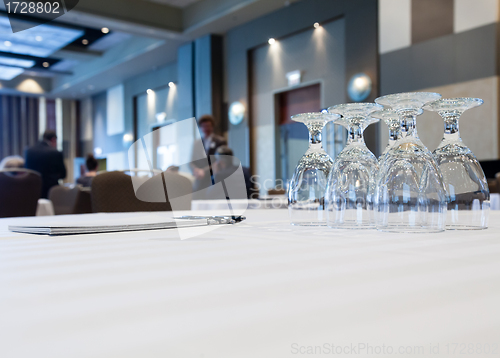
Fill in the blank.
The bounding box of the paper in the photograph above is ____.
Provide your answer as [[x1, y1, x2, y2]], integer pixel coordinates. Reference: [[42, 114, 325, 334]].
[[8, 213, 208, 236]]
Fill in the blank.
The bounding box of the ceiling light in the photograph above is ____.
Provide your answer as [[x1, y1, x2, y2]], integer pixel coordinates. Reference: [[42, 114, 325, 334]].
[[0, 17, 84, 57], [168, 82, 175, 88], [0, 56, 35, 68], [314, 22, 320, 29], [101, 27, 110, 34], [0, 65, 24, 80], [268, 38, 276, 45], [88, 85, 95, 90], [82, 39, 89, 45], [42, 62, 50, 68], [147, 89, 153, 95]]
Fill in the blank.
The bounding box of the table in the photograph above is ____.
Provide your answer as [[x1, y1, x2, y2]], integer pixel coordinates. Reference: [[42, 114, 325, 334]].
[[1, 210, 500, 358]]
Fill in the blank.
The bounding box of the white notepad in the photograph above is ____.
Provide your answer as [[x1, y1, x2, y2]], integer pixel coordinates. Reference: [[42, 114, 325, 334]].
[[8, 213, 211, 236]]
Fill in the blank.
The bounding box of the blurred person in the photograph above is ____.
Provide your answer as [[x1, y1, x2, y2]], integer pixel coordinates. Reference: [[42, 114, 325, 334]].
[[0, 155, 24, 170], [206, 146, 253, 199], [77, 154, 98, 188], [25, 130, 67, 198], [190, 115, 227, 197]]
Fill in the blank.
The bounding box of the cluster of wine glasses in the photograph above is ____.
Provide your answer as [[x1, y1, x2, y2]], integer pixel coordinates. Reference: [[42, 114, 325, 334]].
[[288, 92, 490, 233]]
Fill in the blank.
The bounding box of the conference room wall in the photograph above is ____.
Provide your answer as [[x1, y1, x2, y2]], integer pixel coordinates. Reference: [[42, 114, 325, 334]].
[[379, 0, 500, 159], [250, 18, 346, 194], [225, 0, 379, 171], [90, 63, 178, 171]]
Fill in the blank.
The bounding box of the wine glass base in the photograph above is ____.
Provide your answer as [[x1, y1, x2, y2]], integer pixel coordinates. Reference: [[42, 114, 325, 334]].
[[327, 222, 374, 230], [291, 222, 327, 227], [376, 225, 445, 233], [445, 225, 487, 230]]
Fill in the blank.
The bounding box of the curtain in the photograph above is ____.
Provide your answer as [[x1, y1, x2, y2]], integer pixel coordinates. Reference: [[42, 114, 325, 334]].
[[0, 95, 39, 159]]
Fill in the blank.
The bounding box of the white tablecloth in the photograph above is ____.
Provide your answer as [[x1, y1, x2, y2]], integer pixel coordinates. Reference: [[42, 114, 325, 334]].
[[1, 210, 500, 358]]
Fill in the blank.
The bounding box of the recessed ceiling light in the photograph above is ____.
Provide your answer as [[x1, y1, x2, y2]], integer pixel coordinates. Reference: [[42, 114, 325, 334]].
[[101, 27, 110, 34], [42, 62, 50, 68], [35, 36, 43, 42], [168, 82, 175, 88], [147, 89, 153, 95], [314, 22, 320, 29], [268, 38, 276, 45], [4, 41, 12, 47], [82, 39, 89, 45]]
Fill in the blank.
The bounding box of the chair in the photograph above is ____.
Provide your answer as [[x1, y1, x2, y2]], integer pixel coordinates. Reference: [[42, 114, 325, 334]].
[[0, 169, 42, 218], [48, 185, 93, 215], [90, 171, 192, 213], [268, 188, 286, 196]]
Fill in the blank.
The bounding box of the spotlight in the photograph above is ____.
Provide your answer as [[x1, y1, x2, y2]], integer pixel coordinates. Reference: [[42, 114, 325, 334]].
[[101, 27, 110, 34], [147, 89, 153, 95], [4, 41, 12, 47], [314, 22, 320, 29], [42, 62, 50, 68], [82, 39, 89, 45], [268, 38, 276, 45], [35, 36, 43, 42], [168, 82, 175, 88]]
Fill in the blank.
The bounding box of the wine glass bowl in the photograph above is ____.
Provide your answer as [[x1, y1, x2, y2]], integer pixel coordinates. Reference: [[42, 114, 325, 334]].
[[423, 97, 489, 230], [325, 103, 383, 229], [288, 112, 339, 226]]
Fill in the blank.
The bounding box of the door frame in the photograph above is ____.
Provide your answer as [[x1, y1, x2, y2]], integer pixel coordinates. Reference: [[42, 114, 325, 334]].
[[273, 80, 324, 181]]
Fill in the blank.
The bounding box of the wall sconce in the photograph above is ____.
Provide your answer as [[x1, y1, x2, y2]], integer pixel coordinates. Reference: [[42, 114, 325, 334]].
[[229, 101, 245, 125], [347, 73, 372, 102], [286, 70, 301, 87], [123, 133, 134, 148], [156, 112, 167, 122]]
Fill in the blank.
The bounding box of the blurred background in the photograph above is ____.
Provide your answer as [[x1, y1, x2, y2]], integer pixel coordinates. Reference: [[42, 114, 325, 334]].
[[0, 0, 498, 196]]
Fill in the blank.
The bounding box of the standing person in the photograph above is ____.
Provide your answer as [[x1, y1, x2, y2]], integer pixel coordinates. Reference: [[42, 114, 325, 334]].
[[190, 115, 226, 197], [25, 130, 67, 198], [76, 154, 98, 188]]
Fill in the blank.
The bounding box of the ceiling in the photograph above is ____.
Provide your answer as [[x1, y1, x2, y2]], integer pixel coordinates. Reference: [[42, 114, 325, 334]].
[[0, 0, 301, 98]]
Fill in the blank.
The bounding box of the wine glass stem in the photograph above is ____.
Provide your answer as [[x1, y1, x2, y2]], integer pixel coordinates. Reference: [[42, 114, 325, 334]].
[[400, 113, 417, 137], [347, 125, 364, 144], [442, 114, 461, 141], [309, 131, 322, 144], [388, 128, 400, 141]]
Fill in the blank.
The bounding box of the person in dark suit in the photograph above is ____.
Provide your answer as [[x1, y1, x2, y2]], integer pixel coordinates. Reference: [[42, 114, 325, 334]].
[[190, 115, 227, 198], [25, 130, 67, 198], [206, 146, 254, 200]]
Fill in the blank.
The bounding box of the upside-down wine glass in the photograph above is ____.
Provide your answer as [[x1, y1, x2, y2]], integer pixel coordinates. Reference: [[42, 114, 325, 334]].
[[423, 98, 489, 229], [325, 103, 382, 229], [374, 92, 447, 233], [288, 112, 339, 226]]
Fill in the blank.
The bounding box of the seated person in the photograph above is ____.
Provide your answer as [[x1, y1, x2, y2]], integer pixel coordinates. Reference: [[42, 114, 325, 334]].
[[206, 146, 253, 200], [77, 154, 98, 187], [0, 155, 24, 170]]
